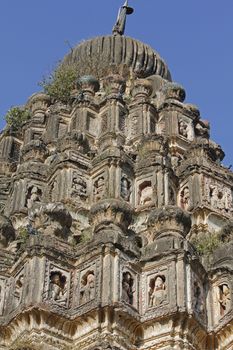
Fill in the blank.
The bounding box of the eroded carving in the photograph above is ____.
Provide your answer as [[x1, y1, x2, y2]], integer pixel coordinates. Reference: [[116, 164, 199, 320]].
[[148, 275, 167, 308], [49, 271, 67, 306], [203, 178, 232, 213], [122, 271, 134, 305], [180, 186, 190, 210], [80, 270, 95, 304], [139, 181, 153, 206], [218, 283, 231, 317], [93, 175, 106, 201], [121, 176, 131, 202], [71, 172, 87, 201], [26, 186, 42, 209]]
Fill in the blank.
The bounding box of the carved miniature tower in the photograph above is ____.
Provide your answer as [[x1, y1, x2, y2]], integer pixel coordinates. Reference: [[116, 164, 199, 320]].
[[0, 3, 232, 350]]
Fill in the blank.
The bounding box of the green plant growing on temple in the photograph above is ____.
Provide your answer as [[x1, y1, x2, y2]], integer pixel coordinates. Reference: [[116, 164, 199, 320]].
[[5, 106, 31, 130], [18, 227, 29, 244], [39, 62, 79, 104], [39, 52, 132, 104], [191, 232, 222, 256]]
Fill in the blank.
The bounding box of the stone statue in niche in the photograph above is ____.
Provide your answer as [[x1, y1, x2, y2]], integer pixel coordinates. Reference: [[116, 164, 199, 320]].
[[218, 283, 231, 317], [80, 271, 95, 304], [94, 176, 106, 201], [180, 186, 190, 210], [26, 186, 42, 209], [148, 275, 167, 307], [49, 271, 67, 306], [121, 176, 131, 202], [71, 173, 87, 201], [13, 273, 24, 308], [122, 271, 134, 305], [194, 281, 205, 315], [139, 181, 153, 206], [178, 120, 188, 138]]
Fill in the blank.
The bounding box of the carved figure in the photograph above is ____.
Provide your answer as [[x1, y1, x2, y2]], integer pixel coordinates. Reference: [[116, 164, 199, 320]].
[[80, 271, 95, 304], [149, 275, 166, 307], [178, 120, 188, 138], [121, 176, 131, 201], [71, 173, 87, 200], [26, 186, 42, 209], [218, 284, 231, 317], [180, 186, 190, 210], [139, 182, 153, 206], [194, 281, 205, 315], [94, 176, 106, 201], [49, 271, 67, 305], [14, 274, 24, 308], [122, 271, 134, 305]]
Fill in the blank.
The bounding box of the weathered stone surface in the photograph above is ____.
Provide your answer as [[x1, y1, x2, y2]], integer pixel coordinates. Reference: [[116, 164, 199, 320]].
[[0, 30, 232, 350]]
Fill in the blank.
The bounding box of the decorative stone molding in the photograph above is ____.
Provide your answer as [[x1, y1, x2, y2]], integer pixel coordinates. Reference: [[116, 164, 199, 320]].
[[90, 199, 133, 233], [147, 206, 191, 238]]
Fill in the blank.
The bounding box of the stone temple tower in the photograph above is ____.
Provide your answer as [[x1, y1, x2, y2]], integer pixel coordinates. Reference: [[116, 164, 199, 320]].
[[0, 4, 233, 350]]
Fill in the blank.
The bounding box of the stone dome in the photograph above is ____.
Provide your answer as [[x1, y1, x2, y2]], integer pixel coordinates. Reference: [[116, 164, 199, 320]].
[[63, 35, 172, 81]]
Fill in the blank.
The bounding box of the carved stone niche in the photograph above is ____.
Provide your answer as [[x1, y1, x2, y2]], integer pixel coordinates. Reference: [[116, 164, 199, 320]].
[[120, 174, 132, 202], [178, 117, 194, 141], [12, 269, 25, 310], [90, 199, 132, 234], [147, 206, 191, 240], [75, 261, 100, 308], [0, 214, 15, 248], [121, 269, 137, 309], [31, 202, 72, 240], [203, 177, 232, 214], [44, 264, 70, 308], [138, 180, 153, 207], [179, 184, 190, 211], [142, 269, 169, 316], [212, 278, 232, 324], [148, 274, 167, 308], [25, 185, 42, 210], [93, 173, 107, 202], [71, 171, 88, 202]]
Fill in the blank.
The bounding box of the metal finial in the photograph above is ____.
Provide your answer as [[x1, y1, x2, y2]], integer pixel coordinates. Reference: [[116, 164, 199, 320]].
[[112, 0, 134, 36]]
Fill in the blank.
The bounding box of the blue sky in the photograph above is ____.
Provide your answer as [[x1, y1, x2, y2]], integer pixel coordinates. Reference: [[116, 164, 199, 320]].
[[0, 0, 232, 165]]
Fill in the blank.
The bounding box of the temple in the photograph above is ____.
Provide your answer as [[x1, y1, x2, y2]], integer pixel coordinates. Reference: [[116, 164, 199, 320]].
[[0, 5, 232, 350]]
